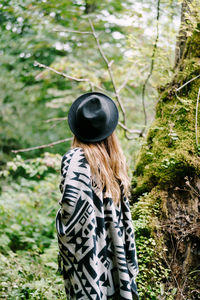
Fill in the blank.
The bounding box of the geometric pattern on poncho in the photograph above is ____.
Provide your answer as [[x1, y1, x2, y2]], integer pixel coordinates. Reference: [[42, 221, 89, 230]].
[[56, 147, 139, 300]]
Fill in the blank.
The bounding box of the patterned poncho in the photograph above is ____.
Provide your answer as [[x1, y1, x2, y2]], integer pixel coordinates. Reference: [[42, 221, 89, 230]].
[[56, 147, 139, 300]]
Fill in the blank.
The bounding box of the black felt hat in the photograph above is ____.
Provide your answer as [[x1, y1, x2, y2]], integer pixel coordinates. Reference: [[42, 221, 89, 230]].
[[68, 92, 119, 142]]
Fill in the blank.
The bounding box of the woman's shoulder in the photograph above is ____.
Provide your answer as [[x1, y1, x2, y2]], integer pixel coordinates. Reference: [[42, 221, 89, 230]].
[[62, 147, 84, 162], [61, 147, 88, 172]]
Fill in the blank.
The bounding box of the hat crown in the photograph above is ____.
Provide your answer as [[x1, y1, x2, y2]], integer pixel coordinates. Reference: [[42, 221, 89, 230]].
[[76, 96, 110, 128], [68, 92, 118, 143]]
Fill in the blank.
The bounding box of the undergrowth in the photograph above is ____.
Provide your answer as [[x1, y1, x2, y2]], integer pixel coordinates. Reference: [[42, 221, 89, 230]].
[[0, 153, 66, 299], [131, 190, 176, 299]]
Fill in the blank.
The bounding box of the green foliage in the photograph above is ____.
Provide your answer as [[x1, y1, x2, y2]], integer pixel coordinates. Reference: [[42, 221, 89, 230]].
[[0, 243, 66, 299], [0, 153, 61, 254], [0, 153, 67, 298], [1, 152, 61, 180], [131, 191, 171, 299], [0, 0, 181, 165]]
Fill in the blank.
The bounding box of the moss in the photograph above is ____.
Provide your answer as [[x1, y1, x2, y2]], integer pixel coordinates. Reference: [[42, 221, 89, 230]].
[[132, 70, 200, 198], [131, 188, 170, 299], [132, 22, 200, 299], [184, 23, 200, 59]]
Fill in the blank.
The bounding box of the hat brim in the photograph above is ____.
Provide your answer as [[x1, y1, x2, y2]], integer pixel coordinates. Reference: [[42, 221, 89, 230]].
[[68, 92, 119, 143]]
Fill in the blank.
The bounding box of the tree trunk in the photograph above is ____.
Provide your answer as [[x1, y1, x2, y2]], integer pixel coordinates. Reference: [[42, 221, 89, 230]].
[[174, 0, 192, 68], [131, 4, 200, 299]]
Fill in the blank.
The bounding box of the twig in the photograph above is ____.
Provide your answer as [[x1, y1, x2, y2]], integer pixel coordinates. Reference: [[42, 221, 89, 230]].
[[11, 137, 73, 153], [118, 122, 142, 135], [176, 74, 200, 92], [89, 19, 128, 135], [53, 29, 93, 35], [91, 28, 139, 140], [171, 100, 178, 115], [45, 117, 68, 123], [162, 254, 186, 299], [89, 19, 109, 65], [91, 83, 115, 95], [34, 61, 110, 95], [175, 90, 190, 103], [141, 0, 160, 136], [34, 61, 89, 82], [195, 87, 200, 149], [117, 69, 132, 94]]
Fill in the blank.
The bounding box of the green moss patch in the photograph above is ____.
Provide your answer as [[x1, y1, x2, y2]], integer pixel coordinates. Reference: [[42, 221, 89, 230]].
[[131, 188, 171, 299], [133, 74, 200, 198]]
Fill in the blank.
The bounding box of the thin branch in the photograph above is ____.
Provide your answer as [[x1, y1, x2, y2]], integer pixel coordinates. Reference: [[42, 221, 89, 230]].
[[176, 74, 200, 92], [53, 29, 93, 35], [195, 87, 200, 149], [89, 19, 109, 65], [118, 122, 142, 135], [34, 61, 89, 82], [89, 19, 127, 129], [162, 255, 186, 299], [117, 70, 132, 94], [45, 117, 68, 123], [91, 83, 114, 95], [34, 61, 109, 95], [11, 137, 73, 153], [141, 0, 160, 136], [89, 19, 145, 139]]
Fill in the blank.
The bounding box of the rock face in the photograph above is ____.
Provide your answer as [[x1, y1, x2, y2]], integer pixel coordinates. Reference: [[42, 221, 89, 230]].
[[131, 20, 200, 299]]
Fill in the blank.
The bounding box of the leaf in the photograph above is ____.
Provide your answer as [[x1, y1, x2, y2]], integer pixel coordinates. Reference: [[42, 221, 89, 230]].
[[45, 262, 58, 270]]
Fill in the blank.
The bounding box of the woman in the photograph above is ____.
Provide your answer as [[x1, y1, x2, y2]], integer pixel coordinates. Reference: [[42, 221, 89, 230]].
[[56, 92, 139, 300]]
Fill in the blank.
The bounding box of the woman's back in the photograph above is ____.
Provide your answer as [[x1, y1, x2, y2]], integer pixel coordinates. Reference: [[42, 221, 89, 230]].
[[56, 147, 139, 299]]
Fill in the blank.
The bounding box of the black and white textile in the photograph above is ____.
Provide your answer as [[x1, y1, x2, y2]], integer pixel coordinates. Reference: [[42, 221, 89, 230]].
[[56, 147, 139, 300]]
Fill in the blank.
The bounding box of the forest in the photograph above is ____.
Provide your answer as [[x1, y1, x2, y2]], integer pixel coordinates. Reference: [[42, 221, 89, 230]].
[[0, 0, 200, 299]]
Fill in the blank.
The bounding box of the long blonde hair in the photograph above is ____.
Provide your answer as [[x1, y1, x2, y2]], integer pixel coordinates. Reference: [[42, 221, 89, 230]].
[[72, 132, 130, 204]]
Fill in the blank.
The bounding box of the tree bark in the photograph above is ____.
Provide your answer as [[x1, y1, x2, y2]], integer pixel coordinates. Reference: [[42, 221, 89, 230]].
[[174, 0, 192, 68], [132, 3, 200, 299]]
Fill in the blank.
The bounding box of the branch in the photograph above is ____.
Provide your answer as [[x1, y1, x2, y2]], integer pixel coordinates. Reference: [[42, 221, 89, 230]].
[[34, 61, 110, 95], [176, 74, 200, 92], [118, 122, 142, 135], [53, 29, 93, 35], [11, 137, 73, 153], [141, 0, 160, 136], [117, 70, 132, 94], [34, 61, 89, 82], [89, 19, 109, 65], [89, 19, 129, 134], [45, 117, 68, 123], [195, 87, 200, 149], [91, 83, 115, 95]]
